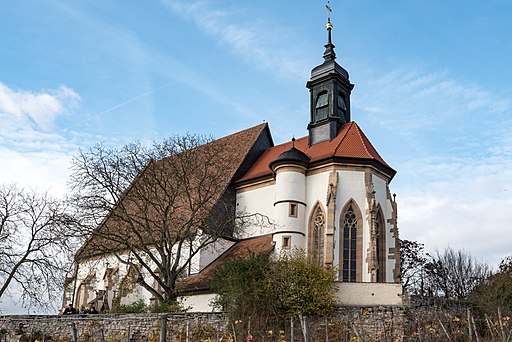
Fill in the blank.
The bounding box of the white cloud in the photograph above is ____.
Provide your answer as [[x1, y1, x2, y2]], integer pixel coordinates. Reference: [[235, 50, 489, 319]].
[[358, 66, 512, 267], [0, 83, 82, 196], [0, 83, 80, 131], [355, 67, 512, 136], [397, 159, 512, 266], [0, 147, 73, 196]]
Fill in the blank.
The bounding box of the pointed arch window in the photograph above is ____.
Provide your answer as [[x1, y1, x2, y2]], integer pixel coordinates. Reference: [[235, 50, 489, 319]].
[[376, 210, 387, 283], [342, 205, 357, 282], [309, 205, 325, 266], [340, 200, 363, 282], [315, 92, 329, 121]]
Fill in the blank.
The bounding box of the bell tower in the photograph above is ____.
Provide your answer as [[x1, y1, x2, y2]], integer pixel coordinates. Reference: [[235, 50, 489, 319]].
[[307, 2, 354, 145]]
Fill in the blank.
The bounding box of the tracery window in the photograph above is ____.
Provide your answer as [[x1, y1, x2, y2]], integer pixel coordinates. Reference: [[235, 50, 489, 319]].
[[310, 205, 325, 265], [342, 205, 357, 282]]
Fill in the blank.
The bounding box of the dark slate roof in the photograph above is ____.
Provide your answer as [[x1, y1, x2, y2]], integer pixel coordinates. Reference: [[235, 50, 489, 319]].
[[269, 146, 311, 171]]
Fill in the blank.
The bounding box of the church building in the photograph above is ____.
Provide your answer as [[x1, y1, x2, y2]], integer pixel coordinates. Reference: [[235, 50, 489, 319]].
[[63, 14, 402, 313]]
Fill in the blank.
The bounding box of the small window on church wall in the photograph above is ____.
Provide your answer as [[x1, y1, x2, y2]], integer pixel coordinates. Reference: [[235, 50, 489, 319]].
[[315, 93, 328, 121], [342, 205, 357, 282], [289, 203, 298, 217], [282, 236, 291, 249], [311, 206, 325, 266]]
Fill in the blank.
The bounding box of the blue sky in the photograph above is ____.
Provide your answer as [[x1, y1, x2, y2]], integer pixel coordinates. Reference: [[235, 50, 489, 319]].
[[1, 0, 511, 313]]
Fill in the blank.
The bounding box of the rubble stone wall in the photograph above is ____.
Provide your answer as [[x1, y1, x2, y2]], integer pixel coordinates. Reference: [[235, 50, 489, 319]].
[[0, 307, 405, 341]]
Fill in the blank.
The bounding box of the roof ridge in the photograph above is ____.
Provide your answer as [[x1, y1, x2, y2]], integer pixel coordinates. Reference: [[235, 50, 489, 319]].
[[217, 122, 268, 141]]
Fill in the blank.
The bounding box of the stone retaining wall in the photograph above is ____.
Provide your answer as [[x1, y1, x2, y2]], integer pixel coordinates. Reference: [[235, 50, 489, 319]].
[[0, 313, 227, 342], [0, 307, 405, 341]]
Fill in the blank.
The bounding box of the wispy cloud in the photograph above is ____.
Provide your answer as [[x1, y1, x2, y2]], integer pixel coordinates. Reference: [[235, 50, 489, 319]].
[[0, 83, 82, 195], [162, 0, 310, 79], [397, 156, 512, 265], [355, 67, 512, 136], [0, 83, 80, 131], [355, 66, 512, 265]]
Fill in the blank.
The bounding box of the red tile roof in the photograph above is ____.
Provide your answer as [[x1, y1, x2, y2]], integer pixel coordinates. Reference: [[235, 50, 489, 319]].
[[178, 234, 274, 293], [237, 121, 395, 182]]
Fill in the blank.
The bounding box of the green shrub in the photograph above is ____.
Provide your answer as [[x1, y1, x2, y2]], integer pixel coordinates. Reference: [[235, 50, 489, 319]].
[[113, 299, 147, 313], [149, 300, 188, 313]]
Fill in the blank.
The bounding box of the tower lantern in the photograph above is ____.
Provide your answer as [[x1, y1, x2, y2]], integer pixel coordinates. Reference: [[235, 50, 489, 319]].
[[307, 1, 354, 145]]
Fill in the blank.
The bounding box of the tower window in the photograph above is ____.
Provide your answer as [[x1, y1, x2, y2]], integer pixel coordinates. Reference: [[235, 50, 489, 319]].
[[282, 236, 291, 249], [289, 203, 298, 217], [315, 93, 329, 121], [337, 94, 346, 111]]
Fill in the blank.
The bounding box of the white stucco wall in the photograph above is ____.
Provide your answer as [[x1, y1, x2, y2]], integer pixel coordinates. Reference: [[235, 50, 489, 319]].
[[179, 293, 219, 312], [373, 174, 396, 283], [236, 184, 276, 238], [189, 238, 235, 274], [275, 170, 306, 202], [335, 282, 403, 306]]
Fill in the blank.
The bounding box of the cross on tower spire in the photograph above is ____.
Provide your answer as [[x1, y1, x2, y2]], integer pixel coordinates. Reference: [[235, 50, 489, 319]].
[[326, 0, 332, 23], [323, 0, 335, 61]]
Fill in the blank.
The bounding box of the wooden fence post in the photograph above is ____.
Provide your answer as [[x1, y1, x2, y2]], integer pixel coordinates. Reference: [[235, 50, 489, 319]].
[[71, 322, 78, 342], [186, 321, 190, 342], [160, 315, 168, 342], [290, 316, 294, 342]]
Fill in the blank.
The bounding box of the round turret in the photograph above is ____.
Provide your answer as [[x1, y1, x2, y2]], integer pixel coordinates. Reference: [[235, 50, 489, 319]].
[[269, 141, 310, 253]]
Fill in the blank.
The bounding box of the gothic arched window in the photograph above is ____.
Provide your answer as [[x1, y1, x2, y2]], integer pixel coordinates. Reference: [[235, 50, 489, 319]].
[[376, 210, 387, 283], [309, 204, 325, 266], [315, 92, 329, 121], [340, 200, 363, 282], [342, 206, 357, 282]]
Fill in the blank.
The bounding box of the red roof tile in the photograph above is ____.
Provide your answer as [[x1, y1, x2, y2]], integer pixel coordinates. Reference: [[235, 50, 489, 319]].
[[238, 122, 395, 182], [178, 234, 274, 293]]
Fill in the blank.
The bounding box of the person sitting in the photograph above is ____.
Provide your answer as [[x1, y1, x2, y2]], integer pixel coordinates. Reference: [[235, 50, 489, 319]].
[[63, 303, 77, 315]]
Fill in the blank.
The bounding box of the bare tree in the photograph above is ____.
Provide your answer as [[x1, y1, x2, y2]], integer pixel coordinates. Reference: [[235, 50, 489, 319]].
[[70, 133, 265, 306], [424, 247, 490, 299], [470, 255, 512, 314], [399, 239, 428, 295], [0, 184, 75, 311]]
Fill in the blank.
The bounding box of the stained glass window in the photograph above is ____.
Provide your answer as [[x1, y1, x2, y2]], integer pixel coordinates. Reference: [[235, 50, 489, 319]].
[[311, 206, 325, 266], [342, 205, 357, 282]]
